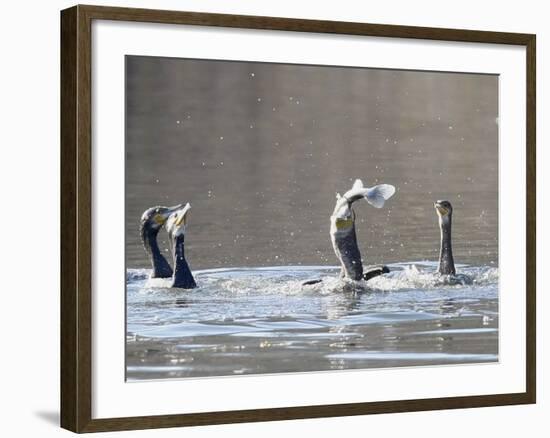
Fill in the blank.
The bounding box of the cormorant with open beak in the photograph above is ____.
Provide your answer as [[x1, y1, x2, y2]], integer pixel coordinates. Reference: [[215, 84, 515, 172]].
[[140, 204, 183, 278], [166, 203, 197, 289]]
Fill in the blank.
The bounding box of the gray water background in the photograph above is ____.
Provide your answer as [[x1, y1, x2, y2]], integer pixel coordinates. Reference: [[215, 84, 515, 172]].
[[125, 56, 498, 380], [126, 56, 498, 270]]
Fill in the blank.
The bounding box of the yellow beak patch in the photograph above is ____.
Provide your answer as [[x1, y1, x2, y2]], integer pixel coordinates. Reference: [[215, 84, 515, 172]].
[[153, 214, 165, 225], [335, 217, 354, 230]]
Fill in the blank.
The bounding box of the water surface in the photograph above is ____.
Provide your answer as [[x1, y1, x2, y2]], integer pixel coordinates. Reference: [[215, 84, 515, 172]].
[[126, 263, 498, 380], [125, 57, 498, 380]]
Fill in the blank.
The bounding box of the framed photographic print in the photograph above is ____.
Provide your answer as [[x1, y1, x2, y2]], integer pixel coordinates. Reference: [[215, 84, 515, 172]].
[[60, 4, 536, 433]]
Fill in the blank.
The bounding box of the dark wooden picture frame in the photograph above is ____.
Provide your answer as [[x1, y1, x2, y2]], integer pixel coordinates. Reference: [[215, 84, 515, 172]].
[[61, 4, 536, 433]]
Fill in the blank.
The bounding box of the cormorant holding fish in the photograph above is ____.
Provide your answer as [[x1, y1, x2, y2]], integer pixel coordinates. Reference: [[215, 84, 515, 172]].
[[331, 179, 395, 281], [303, 179, 395, 286]]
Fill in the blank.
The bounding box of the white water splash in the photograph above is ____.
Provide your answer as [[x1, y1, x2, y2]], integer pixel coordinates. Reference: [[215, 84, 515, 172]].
[[127, 263, 498, 301], [126, 263, 499, 380]]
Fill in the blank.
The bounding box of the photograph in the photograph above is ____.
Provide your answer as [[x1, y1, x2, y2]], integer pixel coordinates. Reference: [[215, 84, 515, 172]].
[[125, 55, 499, 381]]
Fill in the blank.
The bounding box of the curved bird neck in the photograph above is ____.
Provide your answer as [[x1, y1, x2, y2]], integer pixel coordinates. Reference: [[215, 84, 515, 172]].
[[141, 224, 173, 278], [438, 215, 456, 276], [331, 213, 364, 281], [172, 235, 197, 289]]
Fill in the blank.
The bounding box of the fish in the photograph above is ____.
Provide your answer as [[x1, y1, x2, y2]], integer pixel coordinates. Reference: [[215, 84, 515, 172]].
[[330, 179, 395, 281]]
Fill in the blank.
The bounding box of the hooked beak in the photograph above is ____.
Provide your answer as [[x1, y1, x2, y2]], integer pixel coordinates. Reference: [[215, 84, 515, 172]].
[[174, 203, 191, 227], [153, 204, 183, 225], [166, 203, 183, 215]]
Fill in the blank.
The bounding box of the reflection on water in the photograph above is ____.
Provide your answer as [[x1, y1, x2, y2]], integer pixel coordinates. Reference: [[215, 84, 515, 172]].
[[126, 263, 498, 380], [125, 57, 498, 379]]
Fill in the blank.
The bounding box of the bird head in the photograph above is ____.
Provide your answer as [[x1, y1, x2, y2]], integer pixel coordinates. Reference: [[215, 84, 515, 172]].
[[140, 204, 183, 232], [166, 203, 191, 238], [434, 200, 453, 217]]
